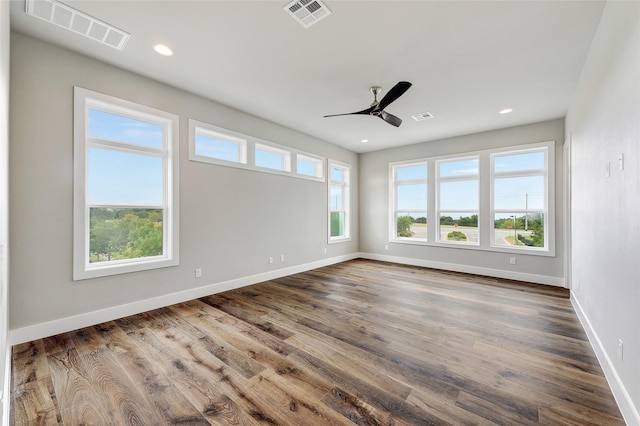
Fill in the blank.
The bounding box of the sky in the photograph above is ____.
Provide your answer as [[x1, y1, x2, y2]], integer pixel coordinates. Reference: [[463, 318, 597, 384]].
[[88, 109, 319, 206], [395, 152, 546, 216], [88, 107, 545, 215], [88, 109, 164, 205]]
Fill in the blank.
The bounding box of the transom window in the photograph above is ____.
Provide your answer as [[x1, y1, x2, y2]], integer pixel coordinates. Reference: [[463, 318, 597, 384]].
[[189, 119, 325, 181], [193, 127, 247, 164], [74, 87, 179, 280], [255, 143, 291, 172], [297, 154, 324, 179]]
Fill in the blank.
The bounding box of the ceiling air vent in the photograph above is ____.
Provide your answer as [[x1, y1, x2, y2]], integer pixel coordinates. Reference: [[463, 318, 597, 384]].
[[412, 112, 434, 122], [25, 0, 130, 50], [285, 0, 331, 29]]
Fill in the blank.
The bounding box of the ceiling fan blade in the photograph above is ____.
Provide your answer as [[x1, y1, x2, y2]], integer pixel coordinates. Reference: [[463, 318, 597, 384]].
[[375, 81, 412, 111], [324, 105, 375, 118], [380, 110, 402, 127]]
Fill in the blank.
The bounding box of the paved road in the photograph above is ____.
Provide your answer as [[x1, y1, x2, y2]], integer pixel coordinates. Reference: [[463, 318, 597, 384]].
[[407, 224, 533, 246]]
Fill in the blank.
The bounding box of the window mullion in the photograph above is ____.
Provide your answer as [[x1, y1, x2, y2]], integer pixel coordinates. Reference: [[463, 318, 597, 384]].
[[87, 137, 165, 157]]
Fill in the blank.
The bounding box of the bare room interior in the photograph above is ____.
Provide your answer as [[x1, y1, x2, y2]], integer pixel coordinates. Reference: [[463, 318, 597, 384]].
[[0, 0, 638, 425]]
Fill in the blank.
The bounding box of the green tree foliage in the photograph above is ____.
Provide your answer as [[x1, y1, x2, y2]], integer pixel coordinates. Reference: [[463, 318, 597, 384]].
[[397, 215, 414, 237], [447, 231, 467, 241], [458, 215, 478, 227], [414, 217, 427, 224], [89, 208, 163, 263], [528, 218, 544, 247], [440, 215, 454, 225], [440, 215, 477, 227], [494, 215, 544, 247]]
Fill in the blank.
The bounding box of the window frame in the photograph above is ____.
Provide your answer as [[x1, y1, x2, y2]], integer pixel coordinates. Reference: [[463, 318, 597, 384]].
[[436, 155, 480, 246], [390, 160, 429, 243], [490, 143, 552, 253], [328, 160, 351, 243], [255, 142, 291, 172], [190, 123, 247, 166], [389, 141, 555, 256], [189, 119, 325, 182], [296, 153, 324, 179], [73, 87, 179, 280]]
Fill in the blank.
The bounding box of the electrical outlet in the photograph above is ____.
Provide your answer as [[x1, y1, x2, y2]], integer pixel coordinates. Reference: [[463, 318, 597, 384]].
[[323, 247, 327, 254], [509, 257, 516, 265], [280, 254, 285, 262], [385, 244, 389, 250], [269, 257, 273, 264], [619, 153, 624, 171], [618, 339, 624, 362], [195, 268, 202, 278]]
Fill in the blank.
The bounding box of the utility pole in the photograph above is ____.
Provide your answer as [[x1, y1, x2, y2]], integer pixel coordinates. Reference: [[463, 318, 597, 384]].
[[525, 193, 528, 231]]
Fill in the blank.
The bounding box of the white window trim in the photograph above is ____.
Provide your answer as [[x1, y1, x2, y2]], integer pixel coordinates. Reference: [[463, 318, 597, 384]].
[[389, 141, 555, 256], [490, 143, 553, 253], [436, 155, 480, 246], [189, 119, 325, 182], [189, 122, 247, 166], [255, 142, 291, 172], [296, 153, 324, 179], [73, 87, 179, 280], [328, 159, 351, 243], [390, 159, 429, 243]]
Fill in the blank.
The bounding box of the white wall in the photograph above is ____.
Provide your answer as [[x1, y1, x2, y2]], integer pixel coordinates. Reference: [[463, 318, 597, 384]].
[[566, 2, 639, 424], [9, 33, 358, 339], [0, 1, 9, 421], [359, 119, 565, 285]]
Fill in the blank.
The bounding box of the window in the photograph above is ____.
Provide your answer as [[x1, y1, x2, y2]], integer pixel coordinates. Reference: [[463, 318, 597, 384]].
[[255, 143, 291, 172], [189, 119, 325, 181], [389, 141, 554, 255], [491, 146, 549, 251], [391, 162, 428, 241], [191, 124, 247, 165], [74, 87, 179, 279], [328, 160, 350, 242], [296, 154, 324, 179], [437, 157, 479, 245]]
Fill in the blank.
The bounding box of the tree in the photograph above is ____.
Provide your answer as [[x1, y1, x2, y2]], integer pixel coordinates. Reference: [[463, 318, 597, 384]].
[[458, 215, 478, 227], [89, 208, 163, 262], [397, 216, 414, 237], [440, 216, 454, 225], [120, 219, 163, 259], [528, 218, 544, 247]]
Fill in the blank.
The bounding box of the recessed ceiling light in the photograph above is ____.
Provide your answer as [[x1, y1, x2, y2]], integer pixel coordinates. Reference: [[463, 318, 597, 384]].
[[153, 44, 173, 56], [361, 139, 369, 144], [499, 108, 513, 114]]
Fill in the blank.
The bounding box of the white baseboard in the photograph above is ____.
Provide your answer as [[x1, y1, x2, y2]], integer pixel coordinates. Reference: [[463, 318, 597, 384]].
[[9, 253, 358, 346], [358, 252, 565, 287], [571, 295, 639, 426], [9, 253, 564, 346]]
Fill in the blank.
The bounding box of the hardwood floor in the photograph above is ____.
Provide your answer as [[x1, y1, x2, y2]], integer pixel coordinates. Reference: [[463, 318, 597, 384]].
[[11, 259, 624, 425]]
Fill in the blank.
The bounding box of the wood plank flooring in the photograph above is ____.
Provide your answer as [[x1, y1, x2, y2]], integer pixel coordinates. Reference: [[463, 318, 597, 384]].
[[11, 259, 624, 425]]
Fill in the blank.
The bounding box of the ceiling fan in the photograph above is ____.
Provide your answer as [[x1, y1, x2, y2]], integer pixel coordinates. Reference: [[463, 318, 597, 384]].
[[324, 81, 412, 127]]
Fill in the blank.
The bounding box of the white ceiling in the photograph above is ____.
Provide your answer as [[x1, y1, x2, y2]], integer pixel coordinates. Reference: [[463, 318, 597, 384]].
[[10, 0, 605, 153]]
